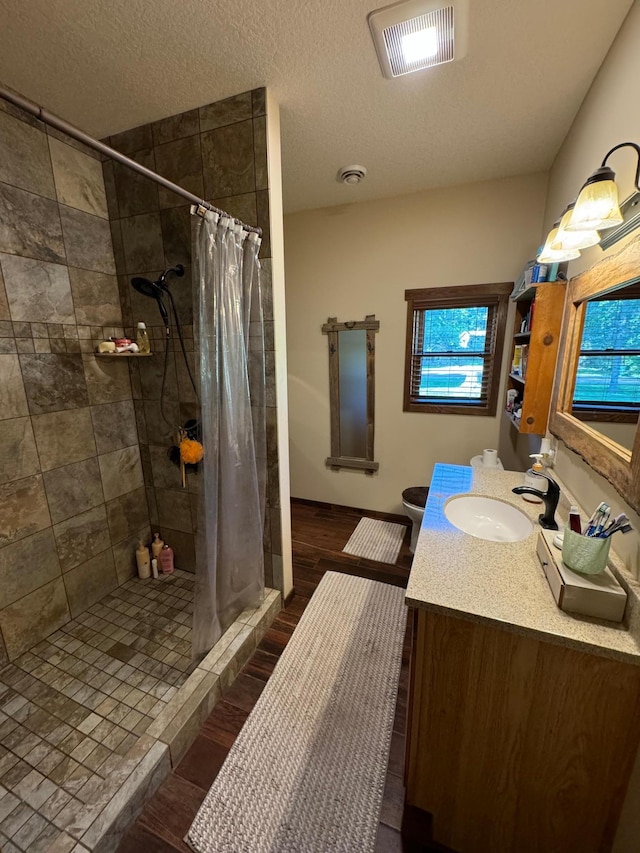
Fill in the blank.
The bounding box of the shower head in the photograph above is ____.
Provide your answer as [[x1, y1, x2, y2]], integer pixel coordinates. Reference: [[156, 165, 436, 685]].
[[131, 276, 169, 327], [156, 264, 185, 290]]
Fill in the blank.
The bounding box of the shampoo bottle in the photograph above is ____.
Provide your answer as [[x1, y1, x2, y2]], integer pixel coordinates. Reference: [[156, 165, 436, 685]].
[[159, 544, 175, 574], [136, 321, 150, 354], [136, 540, 151, 579], [151, 532, 164, 560], [521, 453, 545, 503]]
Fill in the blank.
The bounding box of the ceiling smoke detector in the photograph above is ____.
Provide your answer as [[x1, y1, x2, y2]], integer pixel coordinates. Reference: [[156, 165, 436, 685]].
[[368, 0, 468, 79], [338, 165, 367, 185]]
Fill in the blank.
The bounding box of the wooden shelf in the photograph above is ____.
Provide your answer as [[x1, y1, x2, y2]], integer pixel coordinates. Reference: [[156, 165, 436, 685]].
[[504, 410, 521, 431], [94, 352, 153, 358], [514, 331, 531, 341], [508, 373, 525, 385]]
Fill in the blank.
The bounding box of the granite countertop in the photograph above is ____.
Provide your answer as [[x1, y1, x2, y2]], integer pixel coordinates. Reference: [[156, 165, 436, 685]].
[[405, 463, 640, 664]]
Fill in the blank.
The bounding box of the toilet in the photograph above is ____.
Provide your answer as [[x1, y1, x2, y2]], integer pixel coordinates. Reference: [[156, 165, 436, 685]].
[[402, 486, 429, 553]]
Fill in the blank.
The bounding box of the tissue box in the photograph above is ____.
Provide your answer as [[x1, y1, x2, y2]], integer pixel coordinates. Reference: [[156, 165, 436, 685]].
[[536, 530, 627, 623]]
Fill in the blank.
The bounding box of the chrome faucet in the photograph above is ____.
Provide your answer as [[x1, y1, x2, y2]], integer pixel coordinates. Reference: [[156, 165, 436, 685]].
[[512, 470, 560, 530]]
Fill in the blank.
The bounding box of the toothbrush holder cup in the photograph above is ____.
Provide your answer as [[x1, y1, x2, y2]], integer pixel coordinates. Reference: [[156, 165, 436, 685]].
[[562, 529, 611, 575]]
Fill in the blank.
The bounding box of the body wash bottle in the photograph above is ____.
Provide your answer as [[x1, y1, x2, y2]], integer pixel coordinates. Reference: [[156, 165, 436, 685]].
[[159, 544, 175, 574], [521, 453, 545, 503]]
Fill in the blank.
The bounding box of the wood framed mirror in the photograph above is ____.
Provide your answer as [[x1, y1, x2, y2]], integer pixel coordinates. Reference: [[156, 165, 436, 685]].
[[549, 232, 640, 514], [322, 314, 380, 475]]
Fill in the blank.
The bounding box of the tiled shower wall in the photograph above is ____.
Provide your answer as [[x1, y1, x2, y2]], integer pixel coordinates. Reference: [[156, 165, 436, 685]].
[[0, 98, 150, 662], [103, 87, 283, 588]]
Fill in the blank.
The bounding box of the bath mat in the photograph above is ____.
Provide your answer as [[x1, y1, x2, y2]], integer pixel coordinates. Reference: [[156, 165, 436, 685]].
[[342, 516, 406, 564], [186, 571, 407, 853]]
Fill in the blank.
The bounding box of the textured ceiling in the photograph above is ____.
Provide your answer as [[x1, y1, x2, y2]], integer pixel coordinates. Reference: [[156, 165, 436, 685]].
[[0, 0, 633, 212]]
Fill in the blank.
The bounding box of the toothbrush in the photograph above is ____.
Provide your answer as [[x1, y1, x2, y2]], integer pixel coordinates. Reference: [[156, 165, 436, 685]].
[[594, 507, 610, 538], [601, 515, 630, 538], [603, 523, 633, 539], [586, 502, 608, 536]]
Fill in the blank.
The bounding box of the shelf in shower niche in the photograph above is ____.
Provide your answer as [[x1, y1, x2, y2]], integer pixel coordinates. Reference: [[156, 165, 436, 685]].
[[94, 352, 154, 357]]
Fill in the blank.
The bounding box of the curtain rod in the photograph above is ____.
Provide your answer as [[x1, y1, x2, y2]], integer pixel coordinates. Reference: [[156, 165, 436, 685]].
[[0, 85, 262, 236]]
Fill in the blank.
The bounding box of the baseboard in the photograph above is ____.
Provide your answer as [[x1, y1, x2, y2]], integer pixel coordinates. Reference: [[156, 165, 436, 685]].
[[291, 496, 410, 526]]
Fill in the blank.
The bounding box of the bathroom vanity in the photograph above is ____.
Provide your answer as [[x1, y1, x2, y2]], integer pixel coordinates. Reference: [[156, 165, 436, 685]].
[[404, 464, 640, 853]]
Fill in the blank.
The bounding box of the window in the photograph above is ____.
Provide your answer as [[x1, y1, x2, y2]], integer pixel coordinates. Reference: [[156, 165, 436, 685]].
[[572, 288, 640, 421], [403, 283, 511, 415]]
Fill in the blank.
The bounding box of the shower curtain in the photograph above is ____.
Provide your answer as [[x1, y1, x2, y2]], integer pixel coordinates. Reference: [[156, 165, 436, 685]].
[[192, 213, 266, 659]]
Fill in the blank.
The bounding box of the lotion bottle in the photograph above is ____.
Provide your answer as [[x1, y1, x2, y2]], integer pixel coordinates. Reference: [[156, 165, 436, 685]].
[[136, 540, 151, 579], [521, 453, 545, 503]]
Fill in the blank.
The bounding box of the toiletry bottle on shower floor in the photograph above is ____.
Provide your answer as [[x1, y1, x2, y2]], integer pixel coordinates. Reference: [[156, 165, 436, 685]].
[[160, 544, 174, 574]]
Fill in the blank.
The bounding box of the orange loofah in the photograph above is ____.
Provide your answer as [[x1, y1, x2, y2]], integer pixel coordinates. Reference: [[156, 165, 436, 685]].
[[180, 438, 204, 464]]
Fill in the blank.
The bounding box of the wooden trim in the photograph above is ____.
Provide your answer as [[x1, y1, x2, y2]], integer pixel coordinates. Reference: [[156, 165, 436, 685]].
[[322, 314, 380, 333], [572, 408, 639, 424], [549, 231, 640, 514], [366, 328, 376, 462], [327, 329, 340, 460], [405, 281, 513, 303], [403, 283, 511, 416], [325, 456, 379, 473]]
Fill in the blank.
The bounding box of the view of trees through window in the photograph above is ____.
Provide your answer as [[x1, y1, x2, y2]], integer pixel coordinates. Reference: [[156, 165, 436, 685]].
[[417, 306, 489, 399], [574, 298, 640, 407]]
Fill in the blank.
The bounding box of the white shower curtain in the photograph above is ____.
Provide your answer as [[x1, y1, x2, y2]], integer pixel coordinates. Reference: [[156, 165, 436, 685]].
[[192, 213, 266, 659]]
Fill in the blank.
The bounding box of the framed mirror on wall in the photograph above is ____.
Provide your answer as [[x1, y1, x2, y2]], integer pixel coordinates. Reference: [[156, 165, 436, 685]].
[[322, 315, 380, 475], [549, 232, 640, 514]]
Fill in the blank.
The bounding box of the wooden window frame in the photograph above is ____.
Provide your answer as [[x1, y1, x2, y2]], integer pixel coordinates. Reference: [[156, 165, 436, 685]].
[[403, 283, 511, 416]]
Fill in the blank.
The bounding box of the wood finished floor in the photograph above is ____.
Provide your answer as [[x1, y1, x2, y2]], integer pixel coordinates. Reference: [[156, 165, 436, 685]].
[[117, 499, 414, 853]]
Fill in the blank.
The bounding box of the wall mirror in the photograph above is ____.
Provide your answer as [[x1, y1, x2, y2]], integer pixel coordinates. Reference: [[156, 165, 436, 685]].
[[322, 315, 380, 474], [550, 232, 640, 513]]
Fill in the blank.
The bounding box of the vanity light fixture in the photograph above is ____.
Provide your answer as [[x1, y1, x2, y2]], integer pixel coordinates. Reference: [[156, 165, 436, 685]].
[[537, 222, 581, 264], [551, 203, 600, 252], [566, 142, 640, 249], [539, 142, 640, 262], [368, 0, 468, 79]]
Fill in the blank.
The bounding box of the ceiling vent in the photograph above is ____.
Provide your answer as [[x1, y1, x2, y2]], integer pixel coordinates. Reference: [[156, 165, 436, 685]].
[[338, 165, 367, 185], [368, 0, 468, 79]]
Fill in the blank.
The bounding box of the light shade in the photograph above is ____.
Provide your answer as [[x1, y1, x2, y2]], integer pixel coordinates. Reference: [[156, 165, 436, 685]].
[[538, 227, 581, 264], [565, 166, 624, 232], [551, 205, 600, 251]]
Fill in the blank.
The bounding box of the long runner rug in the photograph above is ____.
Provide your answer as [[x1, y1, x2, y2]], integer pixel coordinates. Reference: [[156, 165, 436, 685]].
[[187, 571, 407, 853], [343, 516, 406, 564]]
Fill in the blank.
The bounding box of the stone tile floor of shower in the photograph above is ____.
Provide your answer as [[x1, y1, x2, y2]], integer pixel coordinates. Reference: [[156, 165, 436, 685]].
[[0, 568, 275, 853]]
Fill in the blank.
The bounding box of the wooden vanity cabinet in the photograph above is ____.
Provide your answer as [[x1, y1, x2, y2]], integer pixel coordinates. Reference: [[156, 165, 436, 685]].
[[405, 609, 640, 853]]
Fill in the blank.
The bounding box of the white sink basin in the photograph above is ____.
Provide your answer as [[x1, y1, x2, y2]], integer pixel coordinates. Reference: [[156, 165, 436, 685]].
[[444, 495, 534, 542]]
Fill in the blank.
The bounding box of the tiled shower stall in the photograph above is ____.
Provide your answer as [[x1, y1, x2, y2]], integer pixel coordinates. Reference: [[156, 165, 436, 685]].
[[0, 88, 285, 850]]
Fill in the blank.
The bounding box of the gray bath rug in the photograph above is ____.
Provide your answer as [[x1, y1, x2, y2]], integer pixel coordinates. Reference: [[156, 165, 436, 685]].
[[186, 571, 407, 853], [343, 516, 406, 564]]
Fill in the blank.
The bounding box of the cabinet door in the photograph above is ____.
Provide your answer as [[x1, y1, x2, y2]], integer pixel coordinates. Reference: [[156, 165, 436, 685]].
[[405, 610, 640, 852]]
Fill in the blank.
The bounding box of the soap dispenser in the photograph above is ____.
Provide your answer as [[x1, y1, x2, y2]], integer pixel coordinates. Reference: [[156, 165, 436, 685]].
[[521, 454, 545, 503]]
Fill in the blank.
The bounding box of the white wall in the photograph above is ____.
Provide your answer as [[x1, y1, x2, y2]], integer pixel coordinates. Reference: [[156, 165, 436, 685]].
[[284, 173, 547, 514], [266, 93, 293, 598]]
